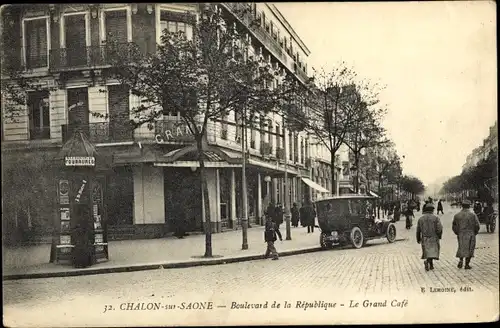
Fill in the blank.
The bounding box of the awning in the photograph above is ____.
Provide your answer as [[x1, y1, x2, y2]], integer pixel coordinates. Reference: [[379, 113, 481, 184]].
[[301, 177, 330, 193], [369, 191, 380, 198]]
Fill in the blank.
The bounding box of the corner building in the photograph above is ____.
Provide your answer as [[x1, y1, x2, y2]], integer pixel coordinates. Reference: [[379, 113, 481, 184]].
[[1, 3, 350, 241]]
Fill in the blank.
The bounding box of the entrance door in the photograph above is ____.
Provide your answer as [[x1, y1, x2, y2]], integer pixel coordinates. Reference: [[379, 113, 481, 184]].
[[164, 168, 203, 232], [67, 88, 89, 138]]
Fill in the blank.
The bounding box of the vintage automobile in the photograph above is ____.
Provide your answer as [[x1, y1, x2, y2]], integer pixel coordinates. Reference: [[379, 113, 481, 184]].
[[315, 195, 397, 249]]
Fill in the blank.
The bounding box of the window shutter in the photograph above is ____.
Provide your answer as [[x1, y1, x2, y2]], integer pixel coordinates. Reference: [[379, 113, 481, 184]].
[[106, 10, 127, 43], [25, 19, 47, 68], [108, 85, 129, 123], [65, 15, 86, 48]]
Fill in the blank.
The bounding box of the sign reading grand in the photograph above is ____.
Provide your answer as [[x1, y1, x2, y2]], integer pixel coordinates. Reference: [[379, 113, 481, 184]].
[[155, 122, 202, 144], [65, 156, 95, 167]]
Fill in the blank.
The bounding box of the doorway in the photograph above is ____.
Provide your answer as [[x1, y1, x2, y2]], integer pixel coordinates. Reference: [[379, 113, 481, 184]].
[[164, 168, 203, 232]]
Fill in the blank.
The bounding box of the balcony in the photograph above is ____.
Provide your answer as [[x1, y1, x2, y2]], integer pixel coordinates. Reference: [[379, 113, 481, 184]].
[[222, 3, 310, 83], [50, 46, 106, 72], [62, 122, 134, 143], [23, 52, 49, 70], [276, 147, 285, 160], [294, 62, 308, 84], [50, 44, 132, 72], [260, 141, 272, 156]]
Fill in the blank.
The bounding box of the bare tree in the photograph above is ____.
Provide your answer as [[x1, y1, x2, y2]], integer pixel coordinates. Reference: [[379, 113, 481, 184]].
[[105, 5, 281, 257], [284, 63, 362, 194], [343, 80, 388, 193]]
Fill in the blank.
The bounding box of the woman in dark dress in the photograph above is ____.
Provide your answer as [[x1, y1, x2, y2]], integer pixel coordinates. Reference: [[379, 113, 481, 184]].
[[291, 203, 300, 228]]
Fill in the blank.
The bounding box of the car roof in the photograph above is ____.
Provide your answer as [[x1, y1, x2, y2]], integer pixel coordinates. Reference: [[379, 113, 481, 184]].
[[315, 194, 378, 202]]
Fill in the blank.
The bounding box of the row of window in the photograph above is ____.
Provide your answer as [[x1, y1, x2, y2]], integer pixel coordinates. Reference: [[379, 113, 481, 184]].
[[22, 9, 193, 69], [259, 11, 307, 73], [25, 85, 129, 140]]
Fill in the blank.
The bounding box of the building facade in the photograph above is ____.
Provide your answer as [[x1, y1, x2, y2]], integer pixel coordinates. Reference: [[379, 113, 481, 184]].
[[462, 121, 498, 172], [1, 3, 350, 242]]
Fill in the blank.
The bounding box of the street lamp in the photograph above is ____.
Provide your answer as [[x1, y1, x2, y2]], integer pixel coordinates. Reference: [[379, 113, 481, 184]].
[[241, 106, 249, 250]]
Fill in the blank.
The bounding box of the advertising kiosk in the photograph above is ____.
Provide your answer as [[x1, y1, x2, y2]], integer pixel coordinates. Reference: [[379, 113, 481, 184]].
[[50, 130, 110, 267]]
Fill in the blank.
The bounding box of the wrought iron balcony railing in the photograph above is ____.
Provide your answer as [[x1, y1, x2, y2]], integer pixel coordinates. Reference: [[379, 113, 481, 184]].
[[260, 141, 272, 155], [276, 147, 285, 160], [23, 52, 49, 70], [50, 44, 132, 72], [223, 3, 309, 84], [62, 122, 134, 143]]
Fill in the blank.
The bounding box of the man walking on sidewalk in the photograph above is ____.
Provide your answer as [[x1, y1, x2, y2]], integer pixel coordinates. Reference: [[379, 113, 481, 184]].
[[273, 203, 284, 241], [416, 203, 443, 271], [452, 200, 480, 270], [264, 216, 279, 260]]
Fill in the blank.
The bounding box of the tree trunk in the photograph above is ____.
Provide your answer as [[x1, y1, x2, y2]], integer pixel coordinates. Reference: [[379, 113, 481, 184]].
[[354, 153, 360, 194], [331, 150, 337, 195], [196, 136, 212, 258]]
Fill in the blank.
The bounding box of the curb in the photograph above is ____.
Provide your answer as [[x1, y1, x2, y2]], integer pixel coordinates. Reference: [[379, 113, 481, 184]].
[[3, 246, 323, 281]]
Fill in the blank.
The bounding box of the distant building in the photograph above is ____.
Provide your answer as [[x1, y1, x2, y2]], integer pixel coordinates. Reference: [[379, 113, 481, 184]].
[[462, 120, 497, 172]]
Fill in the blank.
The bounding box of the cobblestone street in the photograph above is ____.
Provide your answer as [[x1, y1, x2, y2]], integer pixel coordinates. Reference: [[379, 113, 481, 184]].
[[3, 205, 499, 326]]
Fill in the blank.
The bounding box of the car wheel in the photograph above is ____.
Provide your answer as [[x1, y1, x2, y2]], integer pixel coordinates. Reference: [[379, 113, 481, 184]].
[[386, 223, 397, 243], [350, 227, 364, 249]]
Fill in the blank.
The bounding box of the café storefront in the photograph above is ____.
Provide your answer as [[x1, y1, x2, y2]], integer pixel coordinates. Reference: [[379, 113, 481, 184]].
[[108, 119, 314, 239]]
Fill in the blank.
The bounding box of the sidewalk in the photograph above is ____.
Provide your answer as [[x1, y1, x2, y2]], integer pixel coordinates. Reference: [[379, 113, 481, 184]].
[[2, 226, 321, 280]]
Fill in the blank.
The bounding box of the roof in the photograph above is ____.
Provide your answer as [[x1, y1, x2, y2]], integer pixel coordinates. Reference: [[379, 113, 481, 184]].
[[268, 4, 311, 56]]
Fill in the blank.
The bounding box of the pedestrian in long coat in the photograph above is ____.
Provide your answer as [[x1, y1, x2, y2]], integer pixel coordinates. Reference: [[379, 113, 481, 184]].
[[394, 202, 401, 221], [437, 200, 444, 215], [299, 203, 307, 227], [416, 203, 443, 271], [291, 203, 300, 228], [452, 200, 480, 269], [265, 201, 275, 219], [300, 201, 316, 233]]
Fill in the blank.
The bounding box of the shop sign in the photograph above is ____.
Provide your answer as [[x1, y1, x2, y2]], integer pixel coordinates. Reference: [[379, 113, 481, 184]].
[[65, 156, 95, 167], [155, 122, 202, 144], [75, 180, 87, 203]]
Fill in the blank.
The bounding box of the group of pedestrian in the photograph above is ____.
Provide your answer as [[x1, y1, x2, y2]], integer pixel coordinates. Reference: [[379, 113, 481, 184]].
[[416, 200, 481, 271], [264, 200, 317, 260]]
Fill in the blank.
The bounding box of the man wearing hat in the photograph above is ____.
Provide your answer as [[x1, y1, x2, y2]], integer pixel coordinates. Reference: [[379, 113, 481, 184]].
[[416, 202, 443, 271], [452, 200, 480, 269]]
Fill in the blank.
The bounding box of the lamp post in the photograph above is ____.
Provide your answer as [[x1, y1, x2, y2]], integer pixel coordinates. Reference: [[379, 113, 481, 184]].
[[241, 106, 248, 250], [284, 132, 291, 241], [264, 175, 272, 215]]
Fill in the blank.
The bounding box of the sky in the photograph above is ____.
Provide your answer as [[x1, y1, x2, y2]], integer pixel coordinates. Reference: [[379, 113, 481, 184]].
[[275, 1, 497, 186]]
